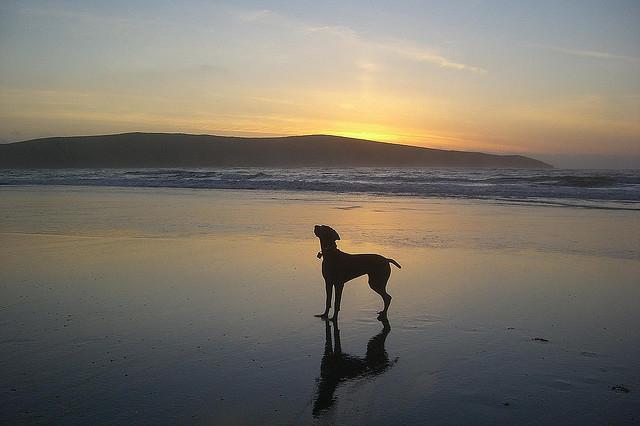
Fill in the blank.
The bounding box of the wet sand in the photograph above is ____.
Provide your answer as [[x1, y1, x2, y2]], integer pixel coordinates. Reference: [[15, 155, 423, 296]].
[[1, 186, 639, 424]]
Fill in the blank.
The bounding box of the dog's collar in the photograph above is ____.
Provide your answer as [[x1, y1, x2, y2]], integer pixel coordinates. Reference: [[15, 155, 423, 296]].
[[317, 242, 338, 259]]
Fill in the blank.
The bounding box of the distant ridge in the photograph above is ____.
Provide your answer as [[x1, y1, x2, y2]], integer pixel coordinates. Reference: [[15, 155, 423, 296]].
[[0, 133, 552, 169]]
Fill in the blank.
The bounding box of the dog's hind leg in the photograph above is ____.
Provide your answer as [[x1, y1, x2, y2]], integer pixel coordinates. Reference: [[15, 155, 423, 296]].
[[369, 274, 392, 319], [380, 290, 392, 318]]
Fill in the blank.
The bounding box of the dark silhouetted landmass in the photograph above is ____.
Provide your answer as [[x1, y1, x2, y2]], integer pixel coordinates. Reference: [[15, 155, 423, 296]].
[[0, 133, 552, 168]]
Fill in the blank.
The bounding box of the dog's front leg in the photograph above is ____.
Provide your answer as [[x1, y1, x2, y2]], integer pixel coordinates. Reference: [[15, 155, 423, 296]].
[[314, 279, 333, 318], [330, 283, 344, 322]]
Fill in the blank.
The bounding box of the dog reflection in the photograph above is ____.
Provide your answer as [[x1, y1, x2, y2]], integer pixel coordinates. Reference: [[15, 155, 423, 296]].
[[313, 319, 395, 417]]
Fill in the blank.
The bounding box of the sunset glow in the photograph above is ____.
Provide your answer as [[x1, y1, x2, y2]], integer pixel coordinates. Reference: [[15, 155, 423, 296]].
[[1, 1, 639, 165]]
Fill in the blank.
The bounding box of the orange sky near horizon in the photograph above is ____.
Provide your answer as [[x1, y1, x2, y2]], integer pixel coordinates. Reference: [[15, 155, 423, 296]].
[[1, 1, 639, 162]]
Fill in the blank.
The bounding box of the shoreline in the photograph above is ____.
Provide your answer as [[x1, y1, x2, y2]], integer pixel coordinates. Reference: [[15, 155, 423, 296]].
[[2, 168, 638, 207], [1, 183, 639, 211]]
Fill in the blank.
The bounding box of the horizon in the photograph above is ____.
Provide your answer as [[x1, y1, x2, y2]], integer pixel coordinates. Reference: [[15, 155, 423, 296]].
[[1, 1, 639, 168], [6, 130, 640, 169]]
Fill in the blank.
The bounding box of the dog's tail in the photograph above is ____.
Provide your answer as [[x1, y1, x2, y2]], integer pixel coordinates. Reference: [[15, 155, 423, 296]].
[[387, 258, 402, 269]]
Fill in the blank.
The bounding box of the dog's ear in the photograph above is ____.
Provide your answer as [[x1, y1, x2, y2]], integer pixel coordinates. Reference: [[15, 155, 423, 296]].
[[331, 228, 340, 241]]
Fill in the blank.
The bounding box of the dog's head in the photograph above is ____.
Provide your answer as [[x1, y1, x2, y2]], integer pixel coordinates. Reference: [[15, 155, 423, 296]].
[[314, 225, 340, 244]]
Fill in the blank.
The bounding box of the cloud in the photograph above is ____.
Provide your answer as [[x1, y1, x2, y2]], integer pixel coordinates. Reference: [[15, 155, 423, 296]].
[[373, 39, 487, 74], [531, 44, 639, 63], [236, 9, 486, 74], [305, 24, 486, 74]]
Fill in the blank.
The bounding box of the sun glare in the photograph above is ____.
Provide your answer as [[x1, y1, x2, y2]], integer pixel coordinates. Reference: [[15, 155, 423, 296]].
[[331, 130, 402, 143]]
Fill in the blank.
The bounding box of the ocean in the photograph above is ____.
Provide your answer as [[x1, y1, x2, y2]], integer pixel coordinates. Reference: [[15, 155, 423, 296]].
[[1, 168, 639, 210]]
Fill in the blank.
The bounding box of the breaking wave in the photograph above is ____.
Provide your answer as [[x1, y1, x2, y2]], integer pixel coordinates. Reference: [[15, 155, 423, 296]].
[[1, 168, 639, 210]]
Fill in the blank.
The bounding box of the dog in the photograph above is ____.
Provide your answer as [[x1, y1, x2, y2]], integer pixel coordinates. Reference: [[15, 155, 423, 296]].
[[314, 225, 401, 321]]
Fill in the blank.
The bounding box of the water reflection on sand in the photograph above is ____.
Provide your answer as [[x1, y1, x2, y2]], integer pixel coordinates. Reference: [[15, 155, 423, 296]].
[[313, 319, 395, 417], [1, 186, 639, 424]]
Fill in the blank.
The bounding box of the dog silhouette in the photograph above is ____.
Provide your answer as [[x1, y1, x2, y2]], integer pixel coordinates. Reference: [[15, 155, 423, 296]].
[[314, 225, 401, 321]]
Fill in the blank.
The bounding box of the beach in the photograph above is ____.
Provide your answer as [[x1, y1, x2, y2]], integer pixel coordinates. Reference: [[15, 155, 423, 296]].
[[1, 185, 639, 424]]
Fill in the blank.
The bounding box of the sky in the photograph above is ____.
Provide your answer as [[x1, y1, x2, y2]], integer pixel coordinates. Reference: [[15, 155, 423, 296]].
[[1, 0, 639, 167]]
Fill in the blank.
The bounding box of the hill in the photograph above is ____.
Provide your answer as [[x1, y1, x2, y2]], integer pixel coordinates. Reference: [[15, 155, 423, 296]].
[[0, 133, 552, 168]]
